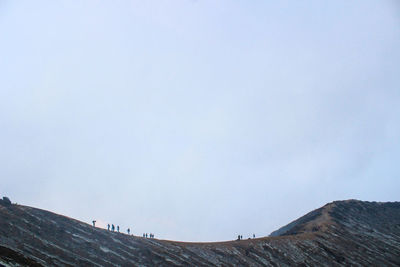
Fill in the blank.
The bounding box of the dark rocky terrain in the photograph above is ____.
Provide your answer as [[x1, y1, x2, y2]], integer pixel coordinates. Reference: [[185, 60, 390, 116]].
[[1, 198, 400, 266]]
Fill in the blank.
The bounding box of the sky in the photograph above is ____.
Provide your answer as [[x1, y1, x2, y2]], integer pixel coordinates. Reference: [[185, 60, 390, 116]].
[[1, 0, 400, 242]]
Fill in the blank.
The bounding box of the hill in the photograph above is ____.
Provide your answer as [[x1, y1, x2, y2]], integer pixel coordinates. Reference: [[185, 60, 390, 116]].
[[1, 199, 400, 266]]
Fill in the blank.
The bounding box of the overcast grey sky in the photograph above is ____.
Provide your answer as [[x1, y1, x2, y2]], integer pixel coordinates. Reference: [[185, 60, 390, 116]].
[[1, 0, 400, 241]]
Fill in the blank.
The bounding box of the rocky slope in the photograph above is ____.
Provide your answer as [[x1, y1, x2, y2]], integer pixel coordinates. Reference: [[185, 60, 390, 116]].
[[1, 199, 400, 266]]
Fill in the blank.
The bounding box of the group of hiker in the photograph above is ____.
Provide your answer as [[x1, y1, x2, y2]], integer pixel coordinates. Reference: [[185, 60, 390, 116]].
[[92, 220, 154, 239], [237, 234, 256, 241], [93, 219, 255, 241], [143, 233, 155, 238], [106, 223, 121, 233], [92, 220, 128, 234]]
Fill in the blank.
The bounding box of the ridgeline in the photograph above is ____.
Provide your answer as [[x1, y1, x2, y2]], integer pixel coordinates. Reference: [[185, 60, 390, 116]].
[[1, 199, 400, 266]]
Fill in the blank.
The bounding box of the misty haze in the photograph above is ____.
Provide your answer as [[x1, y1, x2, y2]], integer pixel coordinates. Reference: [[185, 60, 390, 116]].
[[1, 1, 400, 266]]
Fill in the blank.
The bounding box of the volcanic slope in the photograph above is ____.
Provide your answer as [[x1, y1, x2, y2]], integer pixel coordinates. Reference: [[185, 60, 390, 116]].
[[1, 200, 400, 266]]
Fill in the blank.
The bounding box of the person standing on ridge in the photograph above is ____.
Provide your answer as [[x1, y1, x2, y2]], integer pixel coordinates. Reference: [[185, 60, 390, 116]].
[[107, 224, 110, 231], [127, 228, 130, 235], [112, 224, 115, 232], [92, 220, 96, 227], [117, 225, 120, 232]]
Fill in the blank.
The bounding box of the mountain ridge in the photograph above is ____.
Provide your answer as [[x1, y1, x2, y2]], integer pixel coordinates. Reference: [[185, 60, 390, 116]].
[[1, 199, 400, 266]]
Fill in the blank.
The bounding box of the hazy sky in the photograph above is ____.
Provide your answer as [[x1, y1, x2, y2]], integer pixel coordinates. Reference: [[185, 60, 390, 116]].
[[1, 0, 400, 241]]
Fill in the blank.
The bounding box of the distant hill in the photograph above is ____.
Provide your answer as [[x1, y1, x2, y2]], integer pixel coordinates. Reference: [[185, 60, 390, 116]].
[[1, 199, 400, 266]]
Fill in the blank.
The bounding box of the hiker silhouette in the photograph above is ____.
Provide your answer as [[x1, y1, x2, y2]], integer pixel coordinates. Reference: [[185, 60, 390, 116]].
[[107, 224, 110, 231], [127, 228, 130, 235], [117, 226, 120, 232], [112, 224, 115, 232]]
